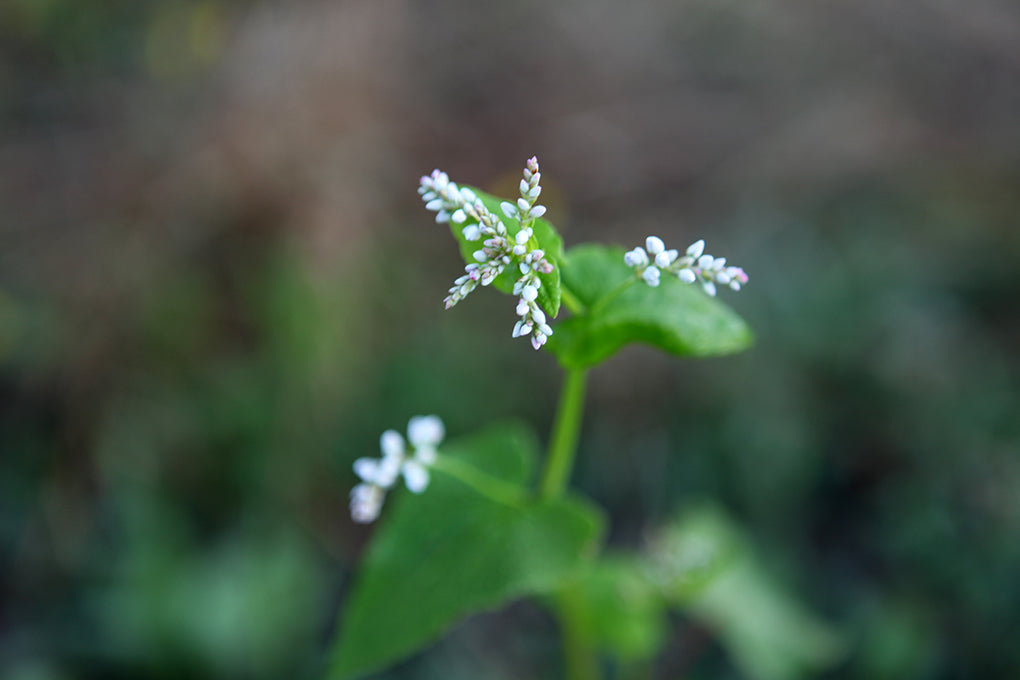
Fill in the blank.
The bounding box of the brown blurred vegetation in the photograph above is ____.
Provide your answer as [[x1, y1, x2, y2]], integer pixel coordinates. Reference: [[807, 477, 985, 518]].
[[1, 0, 1019, 678]]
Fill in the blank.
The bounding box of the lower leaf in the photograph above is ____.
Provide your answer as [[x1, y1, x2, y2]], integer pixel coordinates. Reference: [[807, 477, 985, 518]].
[[328, 423, 604, 679]]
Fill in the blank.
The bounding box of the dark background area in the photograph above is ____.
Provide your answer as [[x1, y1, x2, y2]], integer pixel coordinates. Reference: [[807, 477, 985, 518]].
[[2, 1, 1019, 678]]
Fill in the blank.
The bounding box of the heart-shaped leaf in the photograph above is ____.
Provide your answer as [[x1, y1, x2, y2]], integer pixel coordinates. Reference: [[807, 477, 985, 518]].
[[328, 423, 603, 679]]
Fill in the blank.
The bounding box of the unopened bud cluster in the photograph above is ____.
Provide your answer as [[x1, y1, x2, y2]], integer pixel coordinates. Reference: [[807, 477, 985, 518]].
[[625, 237, 748, 296], [419, 157, 555, 350], [350, 415, 445, 523]]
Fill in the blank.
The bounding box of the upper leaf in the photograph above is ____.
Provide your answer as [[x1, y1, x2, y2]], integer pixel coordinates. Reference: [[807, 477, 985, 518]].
[[547, 244, 753, 368], [328, 423, 604, 679], [446, 186, 564, 318]]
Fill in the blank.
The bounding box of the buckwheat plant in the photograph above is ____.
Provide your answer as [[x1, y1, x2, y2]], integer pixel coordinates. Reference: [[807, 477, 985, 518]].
[[330, 158, 841, 680]]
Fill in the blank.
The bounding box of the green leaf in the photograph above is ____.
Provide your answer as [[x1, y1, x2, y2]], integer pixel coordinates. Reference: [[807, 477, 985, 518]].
[[562, 554, 668, 663], [648, 506, 844, 680], [328, 423, 604, 679], [547, 244, 754, 368], [446, 185, 564, 318]]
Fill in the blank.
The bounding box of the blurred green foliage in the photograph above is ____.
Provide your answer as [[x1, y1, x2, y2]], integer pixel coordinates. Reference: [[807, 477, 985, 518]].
[[2, 0, 1020, 678]]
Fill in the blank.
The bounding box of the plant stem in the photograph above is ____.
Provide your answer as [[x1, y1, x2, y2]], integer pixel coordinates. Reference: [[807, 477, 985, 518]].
[[539, 366, 601, 680], [556, 586, 600, 680], [539, 367, 589, 500]]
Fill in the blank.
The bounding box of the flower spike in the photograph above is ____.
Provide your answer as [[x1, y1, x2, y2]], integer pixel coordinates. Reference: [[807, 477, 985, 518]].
[[419, 157, 557, 350], [350, 415, 445, 523], [624, 236, 748, 295]]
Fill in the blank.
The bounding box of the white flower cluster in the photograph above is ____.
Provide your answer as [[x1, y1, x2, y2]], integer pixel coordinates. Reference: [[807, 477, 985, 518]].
[[350, 415, 445, 523], [418, 157, 555, 350], [625, 237, 748, 296]]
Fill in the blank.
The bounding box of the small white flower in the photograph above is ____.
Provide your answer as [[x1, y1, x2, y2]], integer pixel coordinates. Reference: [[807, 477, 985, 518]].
[[687, 239, 705, 259], [501, 201, 518, 219], [349, 415, 446, 523], [642, 266, 661, 287], [645, 236, 665, 255], [408, 415, 445, 449], [380, 430, 405, 459], [654, 249, 678, 268], [624, 247, 649, 268], [529, 205, 547, 218], [678, 268, 697, 284], [350, 484, 385, 524], [401, 459, 430, 493]]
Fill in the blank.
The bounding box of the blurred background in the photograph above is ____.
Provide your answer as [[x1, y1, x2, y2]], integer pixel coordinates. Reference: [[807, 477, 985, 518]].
[[2, 0, 1019, 678]]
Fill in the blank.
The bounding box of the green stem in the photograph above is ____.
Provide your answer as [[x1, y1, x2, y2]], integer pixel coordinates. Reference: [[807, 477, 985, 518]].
[[557, 586, 600, 680], [539, 366, 600, 680], [432, 456, 526, 507], [539, 367, 589, 500]]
